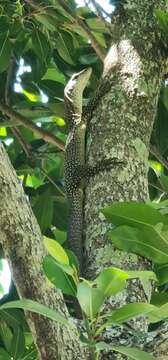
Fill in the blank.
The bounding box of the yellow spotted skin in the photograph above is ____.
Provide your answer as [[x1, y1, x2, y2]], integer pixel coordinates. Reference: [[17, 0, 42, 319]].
[[64, 68, 92, 273]]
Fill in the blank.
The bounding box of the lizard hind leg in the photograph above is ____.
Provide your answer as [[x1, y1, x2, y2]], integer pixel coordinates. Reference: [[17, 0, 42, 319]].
[[86, 158, 125, 179]]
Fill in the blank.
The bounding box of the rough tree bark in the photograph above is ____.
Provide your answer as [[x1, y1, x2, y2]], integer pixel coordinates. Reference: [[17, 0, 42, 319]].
[[0, 0, 168, 359], [85, 0, 167, 358], [0, 144, 86, 360]]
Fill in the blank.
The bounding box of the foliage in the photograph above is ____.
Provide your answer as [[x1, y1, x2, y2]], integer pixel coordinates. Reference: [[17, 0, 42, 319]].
[[102, 202, 168, 284], [0, 0, 168, 359], [102, 200, 168, 319], [0, 235, 163, 359], [0, 235, 161, 360]]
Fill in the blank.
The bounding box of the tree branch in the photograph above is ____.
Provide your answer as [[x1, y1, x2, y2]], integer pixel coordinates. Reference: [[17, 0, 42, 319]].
[[0, 142, 85, 359], [40, 167, 65, 197], [89, 0, 112, 32], [89, 0, 111, 19], [87, 0, 112, 34], [0, 103, 65, 152]]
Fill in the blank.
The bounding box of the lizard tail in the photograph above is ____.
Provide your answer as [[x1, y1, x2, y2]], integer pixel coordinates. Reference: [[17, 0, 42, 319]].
[[66, 189, 84, 274]]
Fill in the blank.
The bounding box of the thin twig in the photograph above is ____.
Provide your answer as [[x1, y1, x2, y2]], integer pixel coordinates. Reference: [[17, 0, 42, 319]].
[[89, 0, 111, 19], [0, 120, 21, 127], [89, 0, 112, 32], [12, 127, 32, 158], [148, 181, 165, 194], [5, 57, 14, 106], [150, 144, 168, 172], [41, 167, 65, 197], [0, 103, 65, 152]]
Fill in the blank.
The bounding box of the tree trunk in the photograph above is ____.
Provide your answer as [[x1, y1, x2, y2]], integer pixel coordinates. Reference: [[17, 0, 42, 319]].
[[85, 0, 167, 358], [0, 143, 86, 360]]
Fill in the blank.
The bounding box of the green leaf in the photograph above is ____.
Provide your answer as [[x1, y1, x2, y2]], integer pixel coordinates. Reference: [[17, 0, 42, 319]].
[[0, 347, 11, 360], [154, 263, 168, 285], [0, 309, 25, 329], [155, 9, 168, 37], [0, 32, 12, 73], [0, 321, 12, 353], [155, 95, 168, 154], [52, 116, 65, 127], [43, 255, 76, 296], [159, 174, 168, 194], [127, 271, 157, 282], [0, 300, 69, 326], [96, 343, 157, 359], [101, 202, 167, 228], [151, 292, 168, 306], [147, 199, 168, 214], [86, 18, 107, 32], [162, 85, 168, 112], [24, 174, 43, 189], [114, 344, 157, 359], [44, 237, 69, 265], [53, 196, 68, 231], [79, 53, 98, 65], [149, 160, 163, 175], [106, 303, 156, 325], [0, 127, 7, 137], [53, 228, 67, 245], [0, 283, 4, 295], [21, 347, 38, 360], [24, 332, 34, 347], [33, 189, 53, 232], [92, 31, 106, 48], [52, 260, 74, 277], [94, 267, 129, 297], [32, 29, 50, 63], [9, 19, 23, 37], [148, 302, 168, 323], [10, 327, 25, 359], [35, 14, 57, 32], [42, 66, 66, 84], [0, 17, 10, 33], [55, 33, 74, 65], [108, 225, 168, 264], [66, 249, 80, 274], [79, 333, 90, 345], [77, 281, 104, 319]]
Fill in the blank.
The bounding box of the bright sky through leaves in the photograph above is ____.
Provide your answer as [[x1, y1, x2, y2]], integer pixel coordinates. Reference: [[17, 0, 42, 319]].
[[0, 260, 11, 299], [76, 0, 114, 15]]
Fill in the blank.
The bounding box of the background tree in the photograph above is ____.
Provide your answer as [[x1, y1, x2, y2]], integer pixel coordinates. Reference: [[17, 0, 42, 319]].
[[0, 0, 168, 359]]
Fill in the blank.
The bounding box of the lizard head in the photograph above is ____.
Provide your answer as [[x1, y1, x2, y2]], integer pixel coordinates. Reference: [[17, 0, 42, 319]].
[[71, 67, 92, 94], [64, 68, 92, 115]]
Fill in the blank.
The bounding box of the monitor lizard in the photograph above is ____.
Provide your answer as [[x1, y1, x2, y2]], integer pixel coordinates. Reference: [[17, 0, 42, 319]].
[[64, 68, 123, 274]]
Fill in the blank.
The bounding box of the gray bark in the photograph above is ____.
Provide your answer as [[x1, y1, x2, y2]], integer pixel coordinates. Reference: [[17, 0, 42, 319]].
[[85, 0, 167, 358], [0, 143, 86, 360]]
